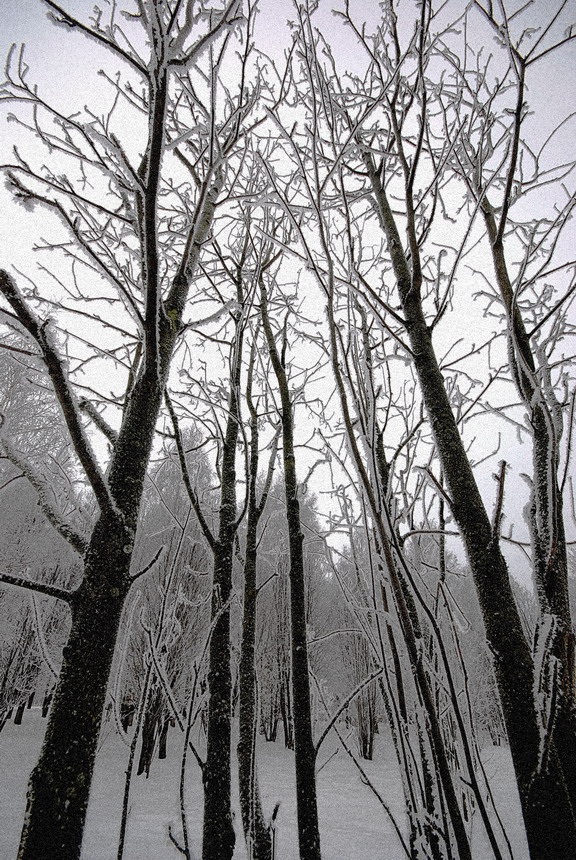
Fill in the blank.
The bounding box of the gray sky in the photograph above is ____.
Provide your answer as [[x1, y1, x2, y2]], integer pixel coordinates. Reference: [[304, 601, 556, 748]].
[[1, 0, 575, 584]]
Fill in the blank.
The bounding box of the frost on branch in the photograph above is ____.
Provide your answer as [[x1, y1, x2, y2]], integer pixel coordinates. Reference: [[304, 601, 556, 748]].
[[533, 612, 561, 772]]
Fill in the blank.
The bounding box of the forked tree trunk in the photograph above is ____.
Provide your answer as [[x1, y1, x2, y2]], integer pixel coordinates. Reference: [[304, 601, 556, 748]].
[[12, 162, 220, 858], [16, 366, 169, 860], [260, 278, 322, 860]]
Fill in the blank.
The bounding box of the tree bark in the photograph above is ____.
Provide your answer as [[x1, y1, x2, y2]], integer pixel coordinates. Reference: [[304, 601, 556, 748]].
[[237, 363, 275, 860], [202, 542, 236, 860], [18, 516, 130, 860], [260, 278, 322, 860], [202, 318, 243, 860], [238, 534, 272, 860]]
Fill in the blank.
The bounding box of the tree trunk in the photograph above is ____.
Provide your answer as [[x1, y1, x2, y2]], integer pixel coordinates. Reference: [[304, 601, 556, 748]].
[[484, 208, 576, 813], [14, 701, 26, 726], [158, 717, 170, 760], [238, 537, 272, 860], [260, 279, 322, 860], [237, 372, 275, 860], [279, 676, 294, 750], [368, 160, 576, 859], [18, 517, 130, 860], [202, 541, 236, 860], [202, 330, 243, 860], [17, 356, 172, 860]]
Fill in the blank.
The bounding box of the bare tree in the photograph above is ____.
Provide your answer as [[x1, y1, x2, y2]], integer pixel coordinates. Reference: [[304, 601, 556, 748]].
[[443, 0, 576, 811], [255, 1, 576, 856], [236, 335, 278, 860], [259, 268, 322, 860], [345, 4, 576, 856], [0, 2, 254, 856]]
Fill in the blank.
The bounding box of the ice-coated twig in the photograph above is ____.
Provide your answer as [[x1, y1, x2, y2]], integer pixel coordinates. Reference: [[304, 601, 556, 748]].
[[164, 389, 216, 550], [0, 438, 88, 556], [30, 592, 60, 679], [0, 270, 115, 518], [79, 400, 119, 447], [41, 0, 147, 76], [311, 670, 410, 860], [315, 667, 383, 756]]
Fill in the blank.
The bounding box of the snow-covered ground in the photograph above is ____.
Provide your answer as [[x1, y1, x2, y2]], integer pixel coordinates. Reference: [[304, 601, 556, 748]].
[[0, 710, 529, 859]]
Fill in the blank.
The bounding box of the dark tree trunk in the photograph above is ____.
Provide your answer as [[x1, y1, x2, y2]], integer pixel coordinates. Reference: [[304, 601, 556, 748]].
[[120, 697, 134, 732], [237, 371, 275, 860], [368, 160, 576, 859], [41, 688, 53, 719], [260, 278, 322, 860], [18, 516, 131, 860], [202, 317, 243, 860], [158, 717, 170, 760], [16, 322, 181, 860], [238, 539, 272, 860], [279, 677, 294, 750], [14, 701, 26, 726], [484, 206, 576, 814], [136, 692, 159, 778], [202, 541, 236, 860], [261, 694, 279, 742]]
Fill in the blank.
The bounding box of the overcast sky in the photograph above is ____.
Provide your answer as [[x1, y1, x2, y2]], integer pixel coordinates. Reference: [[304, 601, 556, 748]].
[[1, 0, 575, 584]]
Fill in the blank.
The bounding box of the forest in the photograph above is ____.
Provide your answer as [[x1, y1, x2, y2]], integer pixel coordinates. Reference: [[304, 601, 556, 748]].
[[0, 1, 575, 858]]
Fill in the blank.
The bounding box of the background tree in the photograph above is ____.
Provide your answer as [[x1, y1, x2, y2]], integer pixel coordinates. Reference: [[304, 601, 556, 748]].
[[260, 267, 322, 860]]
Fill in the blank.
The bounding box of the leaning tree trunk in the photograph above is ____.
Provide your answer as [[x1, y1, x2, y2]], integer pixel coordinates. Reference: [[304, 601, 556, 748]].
[[325, 284, 473, 858], [16, 358, 169, 860], [260, 278, 322, 860], [483, 204, 576, 813], [367, 158, 576, 859]]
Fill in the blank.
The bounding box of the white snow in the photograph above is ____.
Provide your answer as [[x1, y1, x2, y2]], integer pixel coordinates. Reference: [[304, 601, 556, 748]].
[[0, 710, 529, 859]]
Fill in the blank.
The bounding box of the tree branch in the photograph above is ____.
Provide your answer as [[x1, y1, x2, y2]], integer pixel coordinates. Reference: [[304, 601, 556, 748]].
[[0, 270, 115, 517], [169, 0, 243, 67], [315, 667, 383, 756], [491, 460, 508, 539], [130, 546, 164, 581], [0, 571, 74, 603], [79, 400, 118, 447], [164, 390, 216, 550], [41, 0, 147, 76], [1, 438, 88, 555]]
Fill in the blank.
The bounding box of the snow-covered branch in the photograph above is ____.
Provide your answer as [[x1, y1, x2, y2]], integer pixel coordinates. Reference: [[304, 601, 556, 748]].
[[0, 270, 115, 519]]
